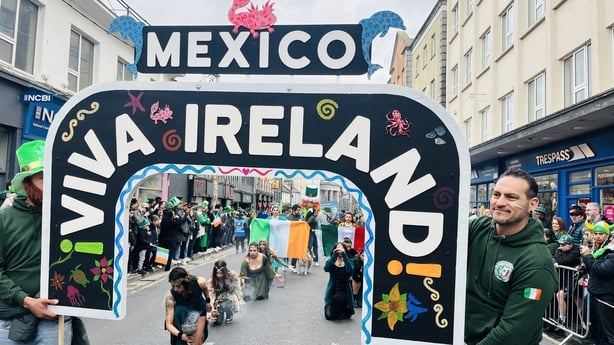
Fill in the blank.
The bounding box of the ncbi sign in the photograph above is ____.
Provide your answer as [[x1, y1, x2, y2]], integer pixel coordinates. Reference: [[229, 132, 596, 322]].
[[22, 89, 65, 140]]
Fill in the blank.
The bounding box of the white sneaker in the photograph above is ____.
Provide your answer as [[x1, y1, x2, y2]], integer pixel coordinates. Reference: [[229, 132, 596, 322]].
[[314, 262, 319, 266], [185, 257, 191, 263]]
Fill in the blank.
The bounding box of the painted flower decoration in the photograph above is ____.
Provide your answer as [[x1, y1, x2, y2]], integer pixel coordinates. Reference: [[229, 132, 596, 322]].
[[70, 264, 90, 288], [90, 257, 114, 283], [374, 282, 408, 331], [50, 271, 65, 291]]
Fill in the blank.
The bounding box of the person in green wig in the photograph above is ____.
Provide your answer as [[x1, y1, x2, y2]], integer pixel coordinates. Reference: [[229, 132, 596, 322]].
[[580, 221, 614, 344], [0, 140, 85, 343]]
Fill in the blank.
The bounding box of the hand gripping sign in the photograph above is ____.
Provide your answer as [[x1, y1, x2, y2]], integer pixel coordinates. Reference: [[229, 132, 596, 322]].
[[40, 82, 469, 344]]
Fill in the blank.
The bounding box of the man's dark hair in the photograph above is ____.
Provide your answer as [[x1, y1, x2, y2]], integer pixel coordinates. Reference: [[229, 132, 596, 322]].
[[291, 204, 301, 211], [499, 169, 538, 199]]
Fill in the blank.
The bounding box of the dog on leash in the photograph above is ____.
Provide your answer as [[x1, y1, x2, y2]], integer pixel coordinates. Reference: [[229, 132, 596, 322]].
[[297, 250, 314, 275]]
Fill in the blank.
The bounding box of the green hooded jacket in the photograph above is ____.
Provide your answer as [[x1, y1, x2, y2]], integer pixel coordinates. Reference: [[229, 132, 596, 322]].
[[465, 216, 558, 345], [0, 197, 42, 308]]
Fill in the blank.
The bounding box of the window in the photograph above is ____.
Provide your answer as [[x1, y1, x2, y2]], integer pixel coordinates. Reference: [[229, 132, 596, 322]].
[[480, 106, 491, 141], [116, 59, 134, 81], [68, 30, 94, 92], [452, 64, 459, 96], [480, 29, 491, 69], [464, 48, 473, 83], [564, 44, 591, 106], [452, 3, 459, 34], [0, 0, 38, 74], [501, 93, 514, 133], [430, 34, 436, 58], [430, 79, 436, 100], [528, 0, 545, 26], [501, 5, 514, 51], [422, 45, 427, 68], [415, 55, 420, 75], [528, 73, 545, 121], [466, 0, 473, 17], [464, 117, 472, 145]]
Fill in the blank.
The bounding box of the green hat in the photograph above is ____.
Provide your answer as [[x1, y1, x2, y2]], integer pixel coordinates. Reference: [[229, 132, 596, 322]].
[[557, 234, 574, 245], [168, 196, 182, 208], [13, 140, 45, 197], [138, 218, 150, 229], [535, 205, 546, 214], [201, 200, 209, 209], [592, 221, 613, 235]]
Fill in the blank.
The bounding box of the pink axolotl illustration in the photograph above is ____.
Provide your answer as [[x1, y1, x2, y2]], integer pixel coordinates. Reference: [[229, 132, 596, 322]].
[[150, 101, 173, 124], [228, 0, 277, 38]]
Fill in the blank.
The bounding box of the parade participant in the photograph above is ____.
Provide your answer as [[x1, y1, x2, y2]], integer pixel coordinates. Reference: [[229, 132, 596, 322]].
[[465, 169, 558, 345], [323, 242, 355, 320], [258, 239, 293, 272], [286, 204, 303, 272], [208, 260, 242, 325], [0, 140, 81, 344], [305, 207, 320, 267], [165, 267, 210, 345], [267, 204, 287, 221], [240, 243, 279, 301], [350, 249, 365, 308]]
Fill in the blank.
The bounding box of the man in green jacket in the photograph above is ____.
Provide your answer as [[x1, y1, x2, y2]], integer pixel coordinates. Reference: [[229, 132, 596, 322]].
[[0, 140, 74, 344], [465, 169, 558, 345]]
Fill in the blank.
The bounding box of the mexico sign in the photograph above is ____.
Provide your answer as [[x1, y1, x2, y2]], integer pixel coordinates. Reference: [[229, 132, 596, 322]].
[[40, 82, 469, 344]]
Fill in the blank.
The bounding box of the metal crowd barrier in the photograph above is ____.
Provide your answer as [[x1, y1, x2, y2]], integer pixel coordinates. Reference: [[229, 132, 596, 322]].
[[543, 265, 591, 344]]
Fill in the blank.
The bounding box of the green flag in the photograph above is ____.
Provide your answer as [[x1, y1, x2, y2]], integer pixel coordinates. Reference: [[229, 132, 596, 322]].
[[321, 224, 338, 256]]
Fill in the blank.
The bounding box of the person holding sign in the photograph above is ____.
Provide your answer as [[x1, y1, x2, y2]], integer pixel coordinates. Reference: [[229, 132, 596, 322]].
[[465, 169, 558, 345], [165, 267, 210, 345], [0, 140, 78, 343]]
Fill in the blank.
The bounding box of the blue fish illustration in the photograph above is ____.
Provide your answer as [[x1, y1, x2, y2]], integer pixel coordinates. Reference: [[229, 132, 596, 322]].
[[359, 11, 406, 79], [108, 16, 145, 78], [405, 293, 428, 322]]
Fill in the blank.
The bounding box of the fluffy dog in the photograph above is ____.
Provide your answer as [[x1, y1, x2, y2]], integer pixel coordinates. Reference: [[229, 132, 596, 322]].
[[297, 250, 314, 275]]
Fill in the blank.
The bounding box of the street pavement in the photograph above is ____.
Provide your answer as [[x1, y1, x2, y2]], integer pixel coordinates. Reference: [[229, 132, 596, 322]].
[[80, 247, 586, 345]]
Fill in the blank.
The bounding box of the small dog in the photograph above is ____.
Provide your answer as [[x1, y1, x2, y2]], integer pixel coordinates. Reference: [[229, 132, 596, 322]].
[[297, 250, 314, 275]]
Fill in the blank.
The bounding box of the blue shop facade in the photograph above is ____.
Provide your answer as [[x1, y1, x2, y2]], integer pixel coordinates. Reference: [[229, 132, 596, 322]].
[[469, 89, 614, 225]]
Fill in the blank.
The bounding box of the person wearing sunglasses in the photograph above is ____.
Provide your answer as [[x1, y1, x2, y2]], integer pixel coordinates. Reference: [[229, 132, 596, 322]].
[[568, 205, 586, 245]]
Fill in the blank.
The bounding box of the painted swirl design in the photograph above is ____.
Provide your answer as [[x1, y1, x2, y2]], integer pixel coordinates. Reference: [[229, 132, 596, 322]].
[[162, 129, 182, 151], [423, 277, 440, 301], [433, 304, 448, 328], [433, 187, 455, 210], [61, 102, 100, 142], [316, 99, 338, 120]]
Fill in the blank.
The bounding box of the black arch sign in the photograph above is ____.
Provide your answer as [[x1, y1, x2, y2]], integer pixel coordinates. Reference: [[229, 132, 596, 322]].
[[40, 82, 469, 344]]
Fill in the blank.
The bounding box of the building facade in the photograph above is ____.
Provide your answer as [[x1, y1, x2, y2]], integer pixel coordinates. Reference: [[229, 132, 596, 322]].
[[444, 0, 614, 222], [0, 0, 142, 190]]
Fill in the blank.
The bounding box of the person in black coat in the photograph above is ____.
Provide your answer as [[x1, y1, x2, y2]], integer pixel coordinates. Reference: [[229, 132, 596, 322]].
[[553, 234, 581, 326], [580, 222, 614, 345]]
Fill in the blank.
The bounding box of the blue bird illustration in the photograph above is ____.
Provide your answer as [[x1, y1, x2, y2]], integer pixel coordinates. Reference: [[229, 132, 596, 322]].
[[108, 16, 145, 78], [359, 11, 406, 79], [405, 293, 428, 322]]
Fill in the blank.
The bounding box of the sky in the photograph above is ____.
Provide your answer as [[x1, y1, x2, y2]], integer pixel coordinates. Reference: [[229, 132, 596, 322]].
[[109, 0, 437, 84]]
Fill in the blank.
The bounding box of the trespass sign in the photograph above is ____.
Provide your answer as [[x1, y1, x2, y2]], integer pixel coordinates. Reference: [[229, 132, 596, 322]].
[[40, 82, 469, 344]]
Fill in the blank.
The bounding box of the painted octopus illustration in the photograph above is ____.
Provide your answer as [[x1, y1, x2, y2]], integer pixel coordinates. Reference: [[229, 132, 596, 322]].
[[228, 0, 277, 38], [385, 109, 411, 137]]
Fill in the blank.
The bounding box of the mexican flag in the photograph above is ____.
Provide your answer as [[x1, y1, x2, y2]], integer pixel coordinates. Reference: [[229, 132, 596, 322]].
[[249, 219, 310, 258], [321, 224, 365, 255]]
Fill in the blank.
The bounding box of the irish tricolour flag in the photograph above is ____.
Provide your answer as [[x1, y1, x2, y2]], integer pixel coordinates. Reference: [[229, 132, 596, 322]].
[[523, 287, 542, 301], [249, 219, 310, 258], [321, 225, 365, 255]]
